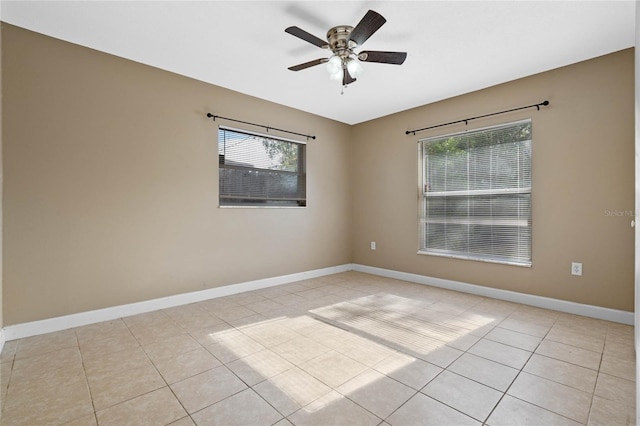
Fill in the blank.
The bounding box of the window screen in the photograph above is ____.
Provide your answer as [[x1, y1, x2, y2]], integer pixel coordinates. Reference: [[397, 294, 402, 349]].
[[419, 119, 532, 265], [218, 127, 306, 207]]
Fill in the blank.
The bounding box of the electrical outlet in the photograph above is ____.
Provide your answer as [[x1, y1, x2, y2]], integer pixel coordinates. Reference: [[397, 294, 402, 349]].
[[571, 262, 582, 276], [370, 241, 376, 250]]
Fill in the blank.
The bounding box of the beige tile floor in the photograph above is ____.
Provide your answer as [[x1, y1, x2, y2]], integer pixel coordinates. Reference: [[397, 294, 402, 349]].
[[0, 271, 635, 425]]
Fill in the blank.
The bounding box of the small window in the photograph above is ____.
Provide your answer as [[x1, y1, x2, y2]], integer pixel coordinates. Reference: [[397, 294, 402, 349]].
[[419, 119, 532, 266], [218, 126, 306, 207]]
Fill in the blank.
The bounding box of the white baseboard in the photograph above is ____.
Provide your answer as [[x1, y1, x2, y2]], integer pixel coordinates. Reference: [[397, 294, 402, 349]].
[[2, 262, 633, 342], [352, 264, 634, 325], [2, 264, 351, 341]]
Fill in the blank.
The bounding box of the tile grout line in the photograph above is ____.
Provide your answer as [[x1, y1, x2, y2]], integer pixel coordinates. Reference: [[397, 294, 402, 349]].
[[584, 325, 609, 425], [479, 311, 556, 425], [174, 309, 292, 424], [127, 311, 229, 425], [91, 316, 192, 422], [74, 330, 99, 425], [483, 312, 609, 425]]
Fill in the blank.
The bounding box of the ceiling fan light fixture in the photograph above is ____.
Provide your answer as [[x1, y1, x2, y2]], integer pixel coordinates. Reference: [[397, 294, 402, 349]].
[[347, 57, 363, 78], [329, 69, 343, 81], [326, 55, 342, 75]]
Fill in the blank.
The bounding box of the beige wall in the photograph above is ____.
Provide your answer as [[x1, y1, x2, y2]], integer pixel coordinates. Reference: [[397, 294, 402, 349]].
[[350, 48, 635, 312], [2, 24, 352, 325], [2, 23, 635, 326]]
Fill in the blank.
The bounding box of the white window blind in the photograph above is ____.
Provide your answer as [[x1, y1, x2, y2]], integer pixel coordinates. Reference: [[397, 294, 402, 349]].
[[419, 119, 532, 265], [218, 126, 306, 207]]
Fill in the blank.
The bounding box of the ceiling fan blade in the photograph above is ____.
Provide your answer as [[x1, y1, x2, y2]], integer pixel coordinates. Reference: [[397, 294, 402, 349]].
[[348, 10, 386, 46], [343, 68, 356, 86], [288, 58, 328, 71], [285, 26, 328, 48], [359, 51, 407, 65]]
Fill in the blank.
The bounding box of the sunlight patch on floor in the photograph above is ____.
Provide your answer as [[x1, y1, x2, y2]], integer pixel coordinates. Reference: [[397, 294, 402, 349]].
[[204, 291, 496, 416]]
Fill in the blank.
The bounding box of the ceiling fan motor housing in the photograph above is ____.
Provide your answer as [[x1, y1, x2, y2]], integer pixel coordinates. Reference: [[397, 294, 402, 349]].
[[327, 26, 357, 58]]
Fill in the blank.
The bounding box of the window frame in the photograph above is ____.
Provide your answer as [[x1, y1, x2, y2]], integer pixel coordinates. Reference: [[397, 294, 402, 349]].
[[417, 119, 532, 267], [218, 125, 307, 209]]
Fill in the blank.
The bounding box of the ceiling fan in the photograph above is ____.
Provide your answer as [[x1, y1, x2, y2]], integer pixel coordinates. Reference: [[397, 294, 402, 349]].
[[285, 10, 407, 87]]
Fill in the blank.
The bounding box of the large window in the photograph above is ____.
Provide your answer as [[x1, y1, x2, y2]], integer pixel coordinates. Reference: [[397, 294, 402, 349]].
[[218, 127, 306, 207], [419, 120, 532, 266]]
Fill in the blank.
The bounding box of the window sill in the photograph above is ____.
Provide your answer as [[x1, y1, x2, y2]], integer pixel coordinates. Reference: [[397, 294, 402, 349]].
[[219, 205, 306, 209], [417, 250, 532, 267]]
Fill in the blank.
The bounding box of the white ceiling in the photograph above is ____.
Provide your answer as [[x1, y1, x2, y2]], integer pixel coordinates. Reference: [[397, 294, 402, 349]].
[[1, 1, 635, 125]]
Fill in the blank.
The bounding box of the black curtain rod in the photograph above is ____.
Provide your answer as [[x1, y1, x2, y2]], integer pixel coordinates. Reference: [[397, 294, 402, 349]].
[[405, 100, 550, 136], [206, 113, 316, 140]]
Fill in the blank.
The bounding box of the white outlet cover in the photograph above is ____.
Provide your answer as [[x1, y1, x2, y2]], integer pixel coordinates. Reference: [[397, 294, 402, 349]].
[[571, 262, 582, 276]]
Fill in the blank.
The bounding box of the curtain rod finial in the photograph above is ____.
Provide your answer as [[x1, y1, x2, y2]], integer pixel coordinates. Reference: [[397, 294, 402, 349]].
[[206, 113, 213, 118]]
